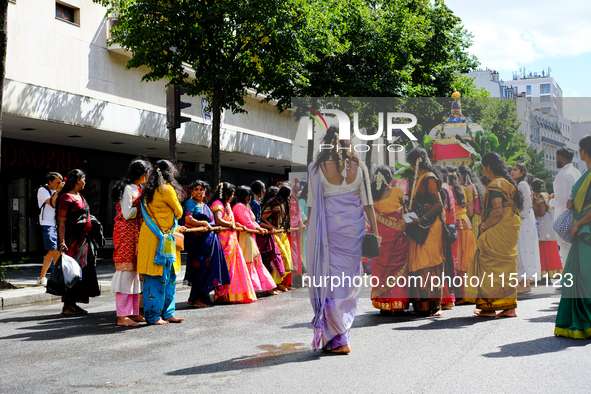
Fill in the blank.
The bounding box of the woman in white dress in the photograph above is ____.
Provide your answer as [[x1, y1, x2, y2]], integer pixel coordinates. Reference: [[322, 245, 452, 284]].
[[510, 163, 541, 293]]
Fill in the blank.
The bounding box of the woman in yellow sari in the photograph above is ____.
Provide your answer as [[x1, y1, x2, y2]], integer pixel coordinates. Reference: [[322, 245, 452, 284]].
[[405, 148, 445, 316], [467, 152, 523, 317]]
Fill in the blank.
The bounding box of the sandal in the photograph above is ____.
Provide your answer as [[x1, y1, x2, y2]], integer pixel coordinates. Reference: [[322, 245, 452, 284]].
[[61, 306, 83, 316], [71, 305, 88, 314]]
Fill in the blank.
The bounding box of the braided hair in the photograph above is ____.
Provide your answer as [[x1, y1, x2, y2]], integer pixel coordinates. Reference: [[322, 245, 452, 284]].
[[406, 147, 442, 209], [370, 165, 394, 201], [143, 160, 183, 204], [458, 164, 485, 211], [261, 185, 291, 230], [312, 124, 359, 173], [209, 182, 236, 215], [446, 165, 466, 207], [111, 159, 152, 203], [481, 152, 523, 211]]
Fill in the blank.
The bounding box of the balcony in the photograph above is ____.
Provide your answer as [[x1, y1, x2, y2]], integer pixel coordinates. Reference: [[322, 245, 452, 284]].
[[105, 17, 130, 57], [542, 136, 564, 148]]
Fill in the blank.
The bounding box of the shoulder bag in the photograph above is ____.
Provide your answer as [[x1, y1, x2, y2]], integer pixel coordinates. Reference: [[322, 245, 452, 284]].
[[360, 166, 380, 259], [553, 209, 573, 244]]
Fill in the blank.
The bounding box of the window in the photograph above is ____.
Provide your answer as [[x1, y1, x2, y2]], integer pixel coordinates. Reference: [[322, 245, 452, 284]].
[[540, 95, 551, 102], [56, 2, 79, 25], [526, 85, 531, 95], [540, 83, 550, 94]]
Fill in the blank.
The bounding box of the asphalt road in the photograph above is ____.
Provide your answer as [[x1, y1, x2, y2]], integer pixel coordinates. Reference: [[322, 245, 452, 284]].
[[1, 283, 590, 393]]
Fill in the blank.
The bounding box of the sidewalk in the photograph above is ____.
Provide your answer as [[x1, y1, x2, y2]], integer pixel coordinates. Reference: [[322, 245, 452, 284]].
[[0, 253, 188, 310]]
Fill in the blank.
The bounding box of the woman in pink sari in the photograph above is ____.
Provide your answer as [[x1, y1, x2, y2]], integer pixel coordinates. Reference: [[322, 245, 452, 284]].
[[210, 182, 257, 304], [232, 186, 280, 295]]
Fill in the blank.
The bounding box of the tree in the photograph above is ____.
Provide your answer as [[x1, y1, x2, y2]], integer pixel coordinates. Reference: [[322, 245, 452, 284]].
[[0, 0, 9, 172], [97, 0, 479, 183], [95, 0, 309, 186]]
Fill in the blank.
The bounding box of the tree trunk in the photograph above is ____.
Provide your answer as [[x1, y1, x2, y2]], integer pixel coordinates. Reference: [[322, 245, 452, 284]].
[[211, 88, 222, 188], [0, 0, 9, 172]]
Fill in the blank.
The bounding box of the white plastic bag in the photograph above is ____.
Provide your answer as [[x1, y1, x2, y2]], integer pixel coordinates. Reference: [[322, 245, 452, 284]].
[[61, 253, 82, 288]]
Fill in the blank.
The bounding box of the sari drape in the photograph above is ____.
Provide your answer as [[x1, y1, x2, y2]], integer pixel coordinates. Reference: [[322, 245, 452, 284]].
[[57, 193, 100, 304], [184, 201, 230, 304], [370, 188, 409, 311], [555, 169, 591, 338], [307, 163, 365, 351], [465, 178, 520, 310]]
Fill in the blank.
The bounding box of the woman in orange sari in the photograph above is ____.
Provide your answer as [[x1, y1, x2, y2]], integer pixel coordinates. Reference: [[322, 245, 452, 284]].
[[447, 166, 476, 302], [405, 148, 445, 316], [467, 152, 522, 317], [370, 166, 409, 313]]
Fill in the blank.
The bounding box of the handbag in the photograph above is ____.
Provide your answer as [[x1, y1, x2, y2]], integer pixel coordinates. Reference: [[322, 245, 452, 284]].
[[147, 203, 184, 251], [173, 232, 185, 251], [46, 255, 67, 296], [405, 202, 436, 244], [553, 209, 574, 244], [60, 253, 82, 288], [361, 167, 380, 259]]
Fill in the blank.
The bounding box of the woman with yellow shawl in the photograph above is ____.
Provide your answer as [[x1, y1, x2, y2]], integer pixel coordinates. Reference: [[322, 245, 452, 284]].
[[405, 147, 445, 316], [555, 135, 591, 338], [467, 152, 523, 317]]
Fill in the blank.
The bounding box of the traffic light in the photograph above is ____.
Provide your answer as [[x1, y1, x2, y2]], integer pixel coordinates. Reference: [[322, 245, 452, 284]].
[[166, 85, 192, 129]]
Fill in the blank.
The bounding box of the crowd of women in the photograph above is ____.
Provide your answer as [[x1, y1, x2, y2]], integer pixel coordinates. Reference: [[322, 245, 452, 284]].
[[52, 126, 591, 348]]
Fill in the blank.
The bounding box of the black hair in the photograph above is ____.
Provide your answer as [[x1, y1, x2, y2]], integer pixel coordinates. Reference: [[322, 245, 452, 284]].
[[111, 159, 152, 203], [557, 147, 574, 162], [261, 185, 291, 230], [300, 182, 309, 202], [209, 182, 236, 215], [250, 180, 266, 196], [458, 164, 485, 211], [143, 160, 183, 204], [231, 185, 252, 207], [446, 165, 466, 207], [188, 180, 210, 204], [370, 165, 394, 201], [46, 172, 62, 184], [480, 175, 491, 188], [407, 147, 442, 195], [531, 178, 545, 193], [512, 162, 529, 185], [579, 135, 591, 157], [481, 152, 523, 210], [55, 169, 85, 223], [434, 164, 448, 183], [312, 125, 359, 173]]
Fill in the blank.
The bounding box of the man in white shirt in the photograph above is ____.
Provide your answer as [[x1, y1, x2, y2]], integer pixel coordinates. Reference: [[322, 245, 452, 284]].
[[549, 148, 581, 268], [37, 172, 64, 285]]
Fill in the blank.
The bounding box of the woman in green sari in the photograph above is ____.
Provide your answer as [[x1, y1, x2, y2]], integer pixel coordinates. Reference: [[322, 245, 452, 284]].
[[554, 135, 591, 338]]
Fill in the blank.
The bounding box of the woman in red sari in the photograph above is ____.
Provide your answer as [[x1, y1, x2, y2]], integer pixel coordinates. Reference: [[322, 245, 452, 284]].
[[57, 169, 100, 315], [370, 166, 409, 313]]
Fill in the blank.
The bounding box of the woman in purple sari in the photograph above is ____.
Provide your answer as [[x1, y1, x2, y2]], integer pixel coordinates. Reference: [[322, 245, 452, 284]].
[[307, 126, 380, 354], [183, 180, 230, 308]]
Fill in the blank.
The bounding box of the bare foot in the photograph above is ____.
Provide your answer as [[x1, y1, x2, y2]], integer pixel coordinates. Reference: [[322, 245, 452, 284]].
[[286, 285, 295, 290], [473, 309, 496, 317], [329, 344, 351, 354], [497, 309, 517, 318], [117, 317, 140, 327], [152, 318, 169, 325], [455, 300, 467, 305], [192, 300, 209, 308], [277, 284, 288, 291], [187, 300, 195, 306], [441, 302, 455, 310], [264, 289, 281, 296], [430, 310, 443, 316], [129, 315, 145, 322], [166, 316, 184, 323]]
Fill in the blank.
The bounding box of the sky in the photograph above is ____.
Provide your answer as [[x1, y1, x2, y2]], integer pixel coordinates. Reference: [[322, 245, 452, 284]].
[[447, 0, 591, 121]]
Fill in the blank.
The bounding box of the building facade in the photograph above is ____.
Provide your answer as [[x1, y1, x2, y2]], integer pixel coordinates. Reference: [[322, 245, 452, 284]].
[[1, 0, 308, 255]]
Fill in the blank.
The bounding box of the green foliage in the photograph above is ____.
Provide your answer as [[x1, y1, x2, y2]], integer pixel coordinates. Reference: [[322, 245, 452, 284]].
[[1, 256, 29, 283], [523, 145, 555, 194]]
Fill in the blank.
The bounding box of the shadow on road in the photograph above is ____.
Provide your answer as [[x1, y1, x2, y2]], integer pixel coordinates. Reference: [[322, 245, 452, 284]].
[[0, 311, 143, 341], [165, 343, 321, 376], [482, 336, 590, 358]]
